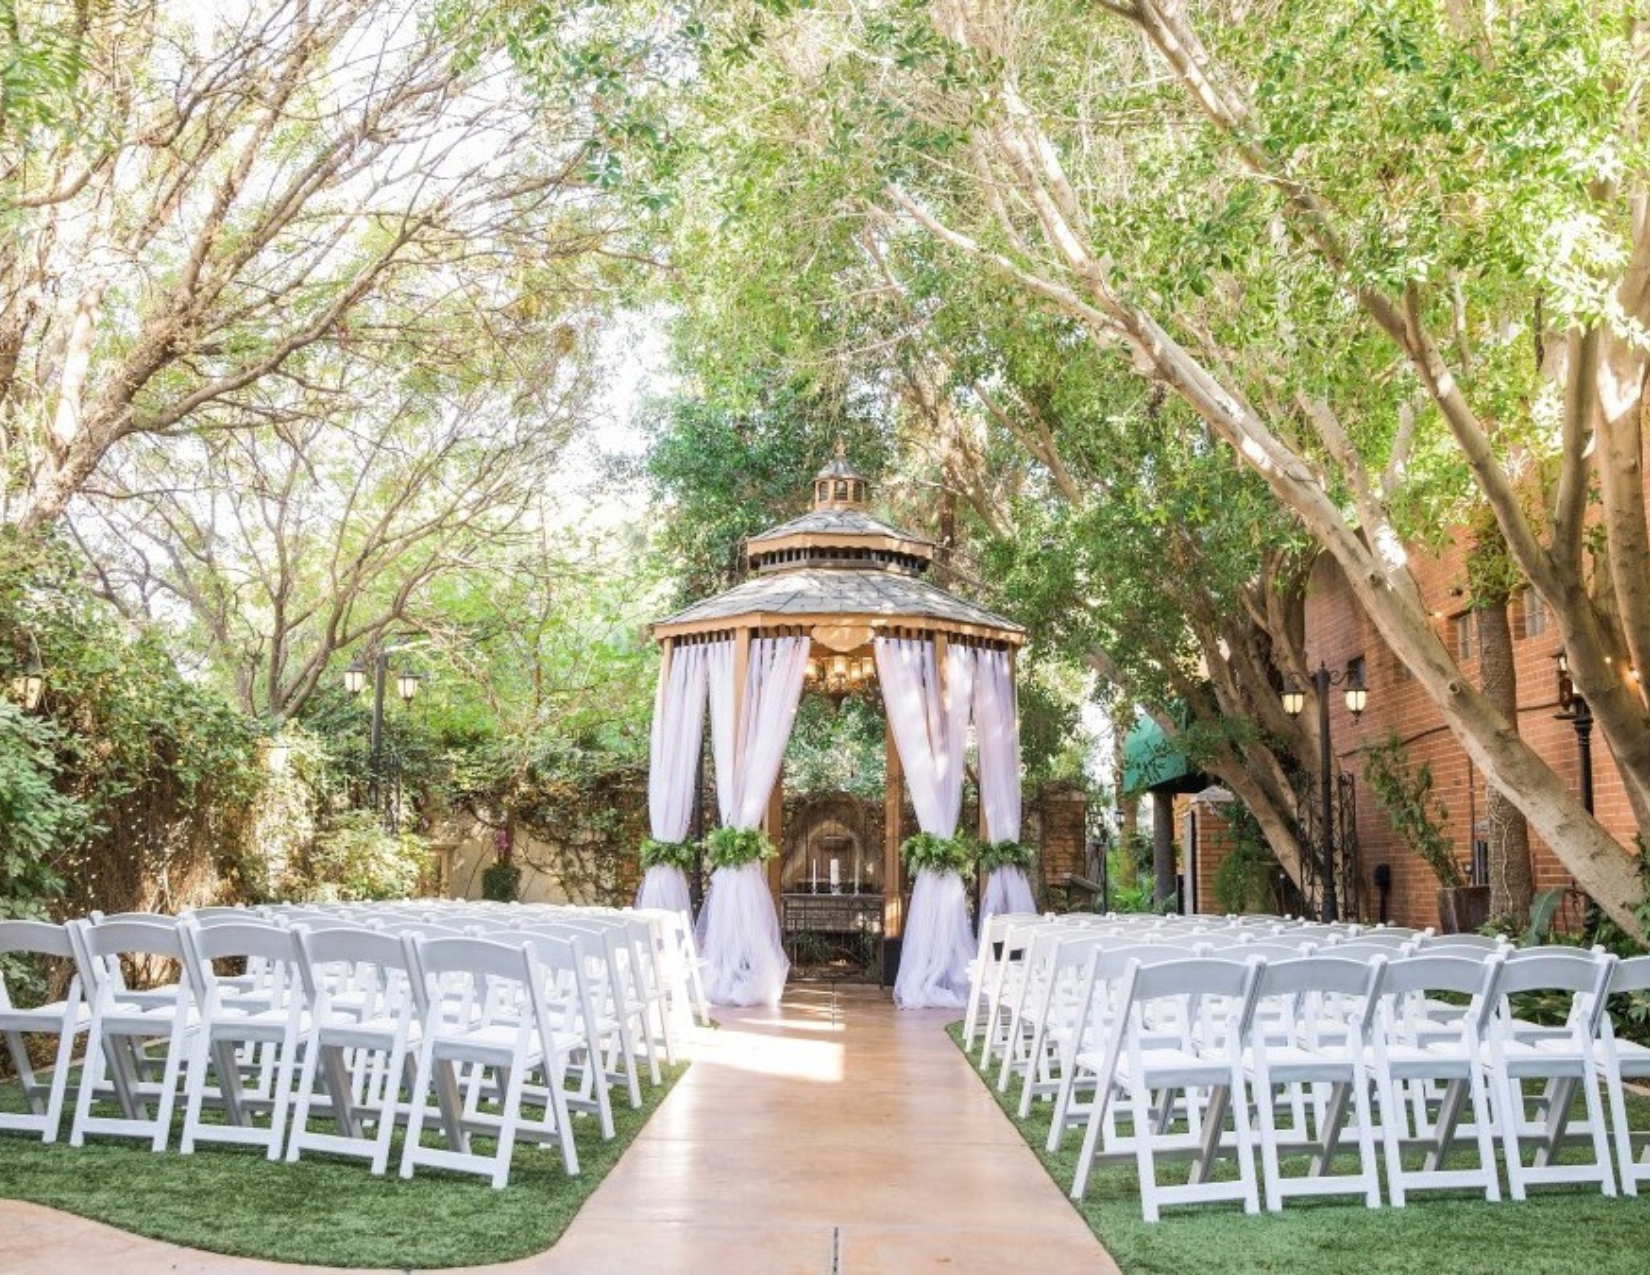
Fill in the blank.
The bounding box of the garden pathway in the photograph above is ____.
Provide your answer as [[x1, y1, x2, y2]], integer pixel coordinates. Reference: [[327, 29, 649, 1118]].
[[0, 984, 1115, 1274]]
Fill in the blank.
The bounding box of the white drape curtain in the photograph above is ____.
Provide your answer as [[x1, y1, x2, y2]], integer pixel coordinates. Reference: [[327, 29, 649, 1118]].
[[696, 635, 808, 1006], [874, 638, 971, 836], [974, 647, 1020, 842], [974, 646, 1034, 924], [876, 637, 978, 1009], [637, 644, 711, 915]]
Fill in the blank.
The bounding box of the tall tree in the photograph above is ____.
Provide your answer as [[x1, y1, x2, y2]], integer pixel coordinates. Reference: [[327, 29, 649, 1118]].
[[2, 0, 610, 532]]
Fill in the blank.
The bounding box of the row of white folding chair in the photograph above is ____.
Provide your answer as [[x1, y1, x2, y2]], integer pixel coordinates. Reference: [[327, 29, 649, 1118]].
[[58, 916, 604, 1186], [1055, 948, 1628, 1220], [987, 921, 1317, 1092]]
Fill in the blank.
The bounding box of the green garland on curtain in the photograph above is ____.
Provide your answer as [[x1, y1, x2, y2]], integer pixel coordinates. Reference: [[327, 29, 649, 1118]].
[[977, 839, 1035, 872], [638, 838, 698, 871], [899, 831, 977, 874], [704, 826, 776, 868]]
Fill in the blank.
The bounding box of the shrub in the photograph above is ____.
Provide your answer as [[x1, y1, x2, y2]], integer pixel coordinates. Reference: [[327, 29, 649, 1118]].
[[481, 861, 522, 901], [295, 811, 428, 902]]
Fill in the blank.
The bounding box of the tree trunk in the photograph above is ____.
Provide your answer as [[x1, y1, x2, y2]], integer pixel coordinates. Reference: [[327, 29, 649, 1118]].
[[1152, 788, 1176, 908], [1476, 597, 1533, 923]]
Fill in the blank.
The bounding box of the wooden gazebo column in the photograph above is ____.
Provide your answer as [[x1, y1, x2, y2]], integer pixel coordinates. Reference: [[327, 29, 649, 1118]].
[[884, 715, 904, 939]]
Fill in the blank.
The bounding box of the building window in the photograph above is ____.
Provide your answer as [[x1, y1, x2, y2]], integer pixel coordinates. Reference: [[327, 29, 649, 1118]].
[[1453, 611, 1476, 662], [1520, 588, 1549, 639]]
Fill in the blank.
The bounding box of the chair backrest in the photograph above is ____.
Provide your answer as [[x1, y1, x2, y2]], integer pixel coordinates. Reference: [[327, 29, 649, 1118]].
[[1320, 939, 1417, 961], [1417, 932, 1505, 952], [415, 935, 534, 983], [1257, 953, 1387, 1001], [1498, 947, 1613, 995], [0, 919, 74, 960], [183, 919, 298, 967], [77, 917, 186, 962], [1609, 953, 1650, 996], [295, 924, 416, 1022], [1119, 956, 1263, 1050], [1381, 952, 1503, 997]]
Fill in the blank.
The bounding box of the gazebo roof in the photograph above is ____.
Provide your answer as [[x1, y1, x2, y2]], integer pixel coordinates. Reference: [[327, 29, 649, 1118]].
[[650, 454, 1025, 647], [650, 566, 1026, 641], [748, 506, 928, 546]]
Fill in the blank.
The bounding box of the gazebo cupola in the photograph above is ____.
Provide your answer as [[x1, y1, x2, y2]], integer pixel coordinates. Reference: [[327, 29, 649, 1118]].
[[746, 456, 935, 579]]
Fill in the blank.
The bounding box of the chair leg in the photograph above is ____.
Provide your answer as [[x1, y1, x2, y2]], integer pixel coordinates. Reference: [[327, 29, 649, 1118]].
[[150, 1018, 190, 1153], [1131, 1079, 1160, 1222], [1070, 1067, 1110, 1200], [1606, 1066, 1640, 1197], [1350, 1073, 1382, 1209], [69, 1015, 107, 1148], [178, 1028, 215, 1154], [1468, 1068, 1502, 1203], [1377, 1069, 1408, 1208], [265, 1027, 300, 1162], [1255, 1072, 1284, 1213], [399, 1039, 437, 1179], [43, 1023, 80, 1143]]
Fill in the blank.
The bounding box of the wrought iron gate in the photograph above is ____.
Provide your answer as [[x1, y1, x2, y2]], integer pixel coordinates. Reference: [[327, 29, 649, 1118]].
[[1289, 772, 1360, 920]]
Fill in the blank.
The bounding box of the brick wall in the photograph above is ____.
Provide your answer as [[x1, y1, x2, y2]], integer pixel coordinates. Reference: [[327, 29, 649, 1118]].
[[1030, 781, 1091, 896], [1300, 545, 1637, 930]]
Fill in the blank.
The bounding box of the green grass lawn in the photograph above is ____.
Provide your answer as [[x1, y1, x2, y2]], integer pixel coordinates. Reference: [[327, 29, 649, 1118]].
[[949, 1024, 1650, 1275], [0, 1061, 686, 1269]]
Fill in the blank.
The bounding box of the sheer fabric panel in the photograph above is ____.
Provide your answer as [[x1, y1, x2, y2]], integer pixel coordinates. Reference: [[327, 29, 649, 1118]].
[[698, 635, 806, 1006], [893, 868, 976, 1008], [639, 643, 712, 915]]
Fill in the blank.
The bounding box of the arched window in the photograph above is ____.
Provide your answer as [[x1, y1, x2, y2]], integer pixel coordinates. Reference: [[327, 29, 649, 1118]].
[[835, 479, 848, 500]]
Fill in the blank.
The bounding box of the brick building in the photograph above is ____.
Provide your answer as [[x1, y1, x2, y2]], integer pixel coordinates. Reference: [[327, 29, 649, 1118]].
[[1189, 538, 1639, 930]]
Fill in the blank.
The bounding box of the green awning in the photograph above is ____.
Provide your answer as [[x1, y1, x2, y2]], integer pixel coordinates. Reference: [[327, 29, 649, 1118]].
[[1121, 714, 1198, 796]]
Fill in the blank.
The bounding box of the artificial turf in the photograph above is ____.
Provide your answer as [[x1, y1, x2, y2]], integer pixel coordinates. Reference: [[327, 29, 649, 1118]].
[[0, 1060, 686, 1269], [947, 1023, 1650, 1275]]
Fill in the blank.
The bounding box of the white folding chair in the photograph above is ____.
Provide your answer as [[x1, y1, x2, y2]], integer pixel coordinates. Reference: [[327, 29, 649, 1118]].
[[178, 920, 306, 1159], [400, 937, 579, 1188], [1071, 956, 1263, 1221], [68, 917, 196, 1151], [1601, 954, 1650, 1195], [286, 927, 425, 1174], [0, 921, 89, 1143], [1486, 947, 1616, 1199], [519, 932, 615, 1139], [1371, 953, 1504, 1206], [523, 923, 643, 1111], [979, 918, 1064, 1072], [1047, 945, 1192, 1151], [1248, 955, 1385, 1211], [963, 911, 1039, 1051]]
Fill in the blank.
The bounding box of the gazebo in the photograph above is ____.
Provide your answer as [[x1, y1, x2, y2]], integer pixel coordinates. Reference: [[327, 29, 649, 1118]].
[[640, 453, 1028, 1009]]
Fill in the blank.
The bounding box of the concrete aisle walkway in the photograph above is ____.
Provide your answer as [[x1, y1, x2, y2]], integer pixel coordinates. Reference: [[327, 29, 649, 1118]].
[[0, 985, 1116, 1275]]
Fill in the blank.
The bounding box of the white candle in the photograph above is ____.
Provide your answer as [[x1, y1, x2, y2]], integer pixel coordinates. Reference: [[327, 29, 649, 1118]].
[[830, 859, 840, 887], [812, 858, 818, 891], [854, 860, 861, 894]]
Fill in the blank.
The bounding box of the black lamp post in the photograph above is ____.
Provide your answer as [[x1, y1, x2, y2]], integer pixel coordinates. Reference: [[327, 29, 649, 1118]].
[[345, 649, 422, 831], [1282, 660, 1368, 923], [1553, 650, 1594, 815]]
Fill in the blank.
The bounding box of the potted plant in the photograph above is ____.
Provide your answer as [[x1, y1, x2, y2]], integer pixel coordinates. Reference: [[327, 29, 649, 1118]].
[[1363, 734, 1485, 932]]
